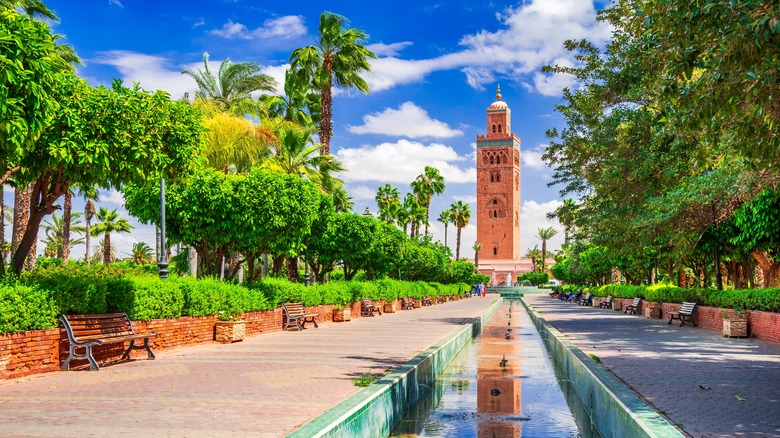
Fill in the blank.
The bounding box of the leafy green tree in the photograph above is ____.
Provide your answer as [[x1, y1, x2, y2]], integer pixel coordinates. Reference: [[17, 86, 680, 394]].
[[306, 212, 376, 281], [449, 200, 471, 259], [376, 184, 401, 223], [9, 75, 202, 274], [579, 245, 612, 286], [397, 238, 448, 282], [181, 52, 276, 115], [731, 188, 780, 287], [289, 12, 376, 155], [411, 166, 445, 236], [91, 208, 133, 264], [124, 168, 320, 279], [363, 221, 407, 280], [446, 259, 476, 284]]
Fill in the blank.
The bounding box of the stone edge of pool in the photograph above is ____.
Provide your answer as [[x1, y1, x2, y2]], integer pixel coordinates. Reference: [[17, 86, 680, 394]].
[[520, 298, 684, 438], [286, 298, 503, 438]]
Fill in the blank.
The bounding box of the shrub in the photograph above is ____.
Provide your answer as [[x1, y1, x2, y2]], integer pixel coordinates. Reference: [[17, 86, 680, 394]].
[[127, 275, 185, 321], [0, 279, 58, 333]]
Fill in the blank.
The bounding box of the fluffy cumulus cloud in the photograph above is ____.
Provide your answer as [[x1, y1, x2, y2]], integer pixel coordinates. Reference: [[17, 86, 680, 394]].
[[347, 102, 463, 139], [521, 199, 564, 253], [336, 139, 475, 184], [108, 0, 123, 7], [349, 185, 377, 201], [521, 144, 548, 169], [366, 42, 413, 57], [209, 16, 306, 40], [99, 188, 125, 206], [367, 0, 611, 95], [92, 51, 197, 99]]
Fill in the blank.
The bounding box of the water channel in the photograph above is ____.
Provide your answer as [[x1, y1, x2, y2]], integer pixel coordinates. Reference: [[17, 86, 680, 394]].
[[390, 299, 586, 437]]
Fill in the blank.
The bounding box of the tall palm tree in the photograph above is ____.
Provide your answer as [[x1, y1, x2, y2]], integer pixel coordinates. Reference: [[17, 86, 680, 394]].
[[12, 183, 31, 268], [404, 193, 426, 238], [450, 200, 471, 259], [182, 52, 277, 115], [473, 241, 483, 269], [0, 0, 56, 19], [90, 239, 116, 264], [537, 227, 559, 272], [331, 187, 353, 213], [411, 166, 445, 236], [261, 68, 321, 126], [41, 211, 86, 259], [289, 12, 376, 155], [395, 204, 411, 235], [91, 207, 133, 264], [438, 209, 451, 247], [376, 184, 401, 223], [525, 245, 543, 272]]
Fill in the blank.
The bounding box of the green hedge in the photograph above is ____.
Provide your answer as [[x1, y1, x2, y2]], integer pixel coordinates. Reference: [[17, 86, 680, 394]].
[[6, 264, 474, 334], [587, 284, 780, 312]]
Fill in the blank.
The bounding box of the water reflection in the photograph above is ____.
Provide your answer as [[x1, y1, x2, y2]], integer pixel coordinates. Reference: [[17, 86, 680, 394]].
[[391, 301, 581, 437]]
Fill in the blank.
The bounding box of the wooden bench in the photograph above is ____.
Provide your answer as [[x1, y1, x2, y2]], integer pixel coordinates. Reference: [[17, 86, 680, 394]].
[[361, 298, 381, 316], [422, 296, 433, 306], [599, 296, 613, 309], [579, 293, 593, 306], [624, 297, 642, 314], [668, 302, 697, 327], [401, 297, 416, 310], [282, 302, 319, 331], [436, 296, 447, 304], [59, 313, 157, 371]]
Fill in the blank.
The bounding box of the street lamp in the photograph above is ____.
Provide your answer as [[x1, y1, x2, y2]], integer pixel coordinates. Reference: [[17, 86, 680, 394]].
[[157, 178, 169, 280], [304, 247, 310, 286], [362, 207, 372, 217]]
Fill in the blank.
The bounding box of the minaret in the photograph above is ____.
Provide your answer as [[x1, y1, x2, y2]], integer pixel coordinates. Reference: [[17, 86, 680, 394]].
[[476, 85, 521, 262]]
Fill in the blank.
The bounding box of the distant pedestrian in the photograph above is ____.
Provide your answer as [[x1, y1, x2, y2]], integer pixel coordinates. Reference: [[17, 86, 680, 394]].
[[482, 283, 487, 297]]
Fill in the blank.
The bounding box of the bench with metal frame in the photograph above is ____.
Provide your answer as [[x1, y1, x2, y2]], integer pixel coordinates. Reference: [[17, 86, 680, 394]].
[[59, 313, 157, 371], [668, 302, 697, 327], [579, 293, 593, 306], [283, 302, 319, 331], [624, 297, 642, 315], [422, 296, 433, 306], [401, 297, 416, 310], [360, 298, 381, 317], [599, 296, 613, 309]]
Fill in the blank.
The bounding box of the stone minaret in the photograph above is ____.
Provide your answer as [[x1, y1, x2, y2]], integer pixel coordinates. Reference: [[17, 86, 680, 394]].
[[476, 85, 521, 262]]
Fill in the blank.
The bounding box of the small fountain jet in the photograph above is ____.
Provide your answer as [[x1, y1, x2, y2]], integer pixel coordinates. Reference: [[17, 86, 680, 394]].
[[499, 354, 508, 367]]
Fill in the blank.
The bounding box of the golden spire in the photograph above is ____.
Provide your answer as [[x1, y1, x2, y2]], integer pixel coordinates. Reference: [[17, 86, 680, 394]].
[[496, 84, 502, 101]]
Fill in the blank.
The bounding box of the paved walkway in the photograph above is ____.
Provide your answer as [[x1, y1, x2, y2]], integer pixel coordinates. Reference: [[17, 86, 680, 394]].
[[524, 295, 780, 438], [0, 297, 496, 438]]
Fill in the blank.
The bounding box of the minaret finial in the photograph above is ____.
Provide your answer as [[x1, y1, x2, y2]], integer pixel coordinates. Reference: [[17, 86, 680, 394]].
[[496, 84, 502, 101]]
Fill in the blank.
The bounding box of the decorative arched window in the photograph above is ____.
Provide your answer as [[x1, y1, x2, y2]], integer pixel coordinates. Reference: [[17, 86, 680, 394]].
[[493, 199, 498, 205], [490, 156, 494, 164], [494, 209, 497, 217], [492, 125, 496, 133], [490, 174, 494, 182], [498, 123, 502, 133], [496, 173, 501, 182], [496, 156, 501, 164], [493, 247, 498, 255]]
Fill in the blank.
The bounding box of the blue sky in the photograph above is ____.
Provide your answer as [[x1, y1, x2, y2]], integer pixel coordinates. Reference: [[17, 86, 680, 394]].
[[12, 0, 612, 260]]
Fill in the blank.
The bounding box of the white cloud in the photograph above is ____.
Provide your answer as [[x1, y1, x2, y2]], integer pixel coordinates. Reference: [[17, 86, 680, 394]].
[[209, 16, 306, 40], [92, 51, 197, 99], [347, 102, 463, 139], [522, 144, 548, 169], [99, 188, 125, 206], [336, 139, 475, 184], [367, 42, 413, 57], [349, 185, 376, 201], [108, 0, 123, 7], [365, 0, 611, 95], [453, 195, 477, 204], [193, 18, 206, 28], [521, 199, 564, 253]]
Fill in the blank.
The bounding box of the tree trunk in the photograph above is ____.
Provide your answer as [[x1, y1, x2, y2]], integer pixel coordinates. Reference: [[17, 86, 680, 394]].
[[752, 250, 780, 288], [320, 83, 332, 155], [11, 184, 30, 264], [424, 206, 430, 236], [272, 254, 284, 276], [103, 232, 111, 264], [188, 246, 198, 278], [0, 188, 4, 274], [455, 226, 462, 259], [286, 255, 299, 282], [474, 249, 479, 270], [61, 190, 72, 261]]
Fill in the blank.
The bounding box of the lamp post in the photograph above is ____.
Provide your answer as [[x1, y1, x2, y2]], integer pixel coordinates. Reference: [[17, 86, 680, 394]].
[[362, 207, 372, 217], [157, 178, 169, 279], [304, 247, 310, 286]]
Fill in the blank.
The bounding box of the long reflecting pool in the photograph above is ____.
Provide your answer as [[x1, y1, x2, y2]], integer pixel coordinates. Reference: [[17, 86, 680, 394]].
[[391, 300, 584, 437]]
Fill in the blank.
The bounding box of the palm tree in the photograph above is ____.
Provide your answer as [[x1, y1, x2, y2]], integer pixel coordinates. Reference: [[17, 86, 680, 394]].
[[473, 241, 483, 269], [525, 245, 543, 272], [450, 201, 471, 259], [289, 12, 376, 155], [331, 187, 353, 213], [0, 1, 56, 19], [41, 212, 86, 259], [91, 208, 133, 264], [376, 184, 401, 223], [537, 227, 559, 272], [181, 52, 277, 115], [547, 198, 577, 246], [127, 242, 154, 265], [411, 166, 446, 236], [84, 198, 97, 264], [264, 121, 345, 193], [90, 239, 116, 264], [438, 209, 451, 247], [404, 193, 426, 237], [261, 68, 321, 126]]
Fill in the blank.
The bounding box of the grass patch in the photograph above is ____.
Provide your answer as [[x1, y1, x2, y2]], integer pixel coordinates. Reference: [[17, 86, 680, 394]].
[[353, 372, 381, 387], [588, 353, 602, 364]]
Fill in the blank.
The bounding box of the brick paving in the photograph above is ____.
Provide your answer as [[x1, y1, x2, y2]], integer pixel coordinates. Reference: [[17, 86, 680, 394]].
[[524, 295, 780, 438], [0, 297, 496, 438]]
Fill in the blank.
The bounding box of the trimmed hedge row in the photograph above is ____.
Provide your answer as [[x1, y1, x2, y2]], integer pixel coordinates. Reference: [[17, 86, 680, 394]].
[[585, 284, 780, 312], [3, 263, 471, 334]]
